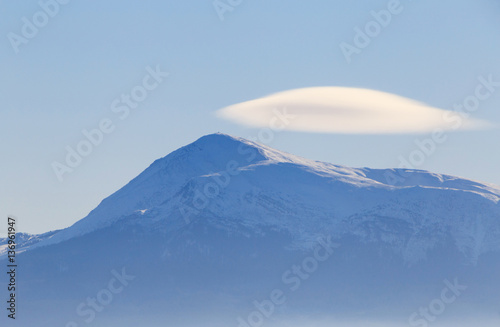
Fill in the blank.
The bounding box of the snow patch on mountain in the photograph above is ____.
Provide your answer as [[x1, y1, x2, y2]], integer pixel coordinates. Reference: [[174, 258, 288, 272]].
[[0, 230, 59, 257], [17, 133, 500, 266]]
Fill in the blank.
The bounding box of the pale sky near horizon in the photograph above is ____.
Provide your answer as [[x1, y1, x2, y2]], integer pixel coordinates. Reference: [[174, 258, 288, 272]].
[[1, 0, 499, 235]]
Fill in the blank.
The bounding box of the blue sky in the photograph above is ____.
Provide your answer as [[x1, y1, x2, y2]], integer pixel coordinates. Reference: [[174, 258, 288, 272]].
[[1, 0, 499, 235]]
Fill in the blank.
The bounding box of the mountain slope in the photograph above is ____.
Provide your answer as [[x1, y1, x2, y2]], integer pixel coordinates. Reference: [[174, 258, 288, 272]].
[[2, 133, 499, 327], [32, 133, 500, 264]]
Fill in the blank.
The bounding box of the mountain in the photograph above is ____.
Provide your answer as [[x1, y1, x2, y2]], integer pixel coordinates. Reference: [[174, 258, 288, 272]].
[[0, 230, 58, 257], [1, 133, 499, 327]]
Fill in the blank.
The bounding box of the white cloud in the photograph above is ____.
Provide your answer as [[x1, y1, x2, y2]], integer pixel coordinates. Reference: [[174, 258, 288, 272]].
[[216, 87, 491, 134]]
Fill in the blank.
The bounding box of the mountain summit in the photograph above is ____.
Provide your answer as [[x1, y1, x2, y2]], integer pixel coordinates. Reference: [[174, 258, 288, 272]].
[[35, 133, 500, 260], [2, 133, 499, 327]]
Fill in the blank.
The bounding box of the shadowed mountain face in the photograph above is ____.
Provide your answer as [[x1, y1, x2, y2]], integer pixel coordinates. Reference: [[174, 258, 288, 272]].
[[2, 134, 499, 327]]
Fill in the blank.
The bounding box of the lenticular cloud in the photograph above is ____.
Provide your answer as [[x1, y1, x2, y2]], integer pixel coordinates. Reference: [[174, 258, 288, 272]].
[[216, 87, 490, 134]]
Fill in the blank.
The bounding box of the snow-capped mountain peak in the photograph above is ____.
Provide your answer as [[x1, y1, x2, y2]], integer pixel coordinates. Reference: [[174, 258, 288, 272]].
[[20, 133, 500, 266]]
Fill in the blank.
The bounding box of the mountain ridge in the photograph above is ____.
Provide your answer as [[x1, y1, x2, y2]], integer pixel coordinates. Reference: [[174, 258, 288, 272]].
[[11, 133, 499, 266], [2, 133, 500, 327]]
